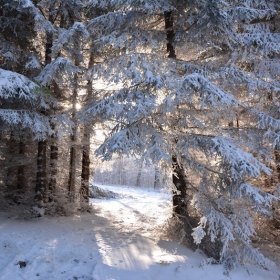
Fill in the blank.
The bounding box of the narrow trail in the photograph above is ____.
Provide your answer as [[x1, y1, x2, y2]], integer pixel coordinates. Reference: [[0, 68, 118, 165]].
[[0, 185, 278, 280]]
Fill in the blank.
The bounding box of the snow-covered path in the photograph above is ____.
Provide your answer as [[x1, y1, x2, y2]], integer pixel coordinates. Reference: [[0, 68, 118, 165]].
[[0, 185, 279, 280]]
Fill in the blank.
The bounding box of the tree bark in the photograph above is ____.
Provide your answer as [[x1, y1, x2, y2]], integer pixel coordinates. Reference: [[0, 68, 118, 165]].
[[274, 146, 280, 183], [35, 10, 55, 201], [68, 61, 79, 199], [154, 167, 161, 189], [6, 133, 17, 188], [80, 52, 95, 202], [49, 124, 58, 199], [81, 128, 90, 202], [164, 10, 188, 216], [164, 11, 176, 59], [17, 141, 25, 190], [68, 131, 77, 197], [68, 107, 77, 199], [48, 15, 66, 196], [172, 156, 188, 216], [136, 160, 143, 187], [265, 93, 275, 188], [35, 140, 47, 200]]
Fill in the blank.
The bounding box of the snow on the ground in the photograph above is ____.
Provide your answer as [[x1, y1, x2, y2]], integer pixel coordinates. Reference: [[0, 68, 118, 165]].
[[0, 184, 279, 280]]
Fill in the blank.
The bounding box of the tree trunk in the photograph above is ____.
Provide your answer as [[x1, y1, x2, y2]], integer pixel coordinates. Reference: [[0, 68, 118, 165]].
[[35, 11, 55, 201], [68, 131, 77, 197], [80, 52, 95, 202], [154, 166, 161, 189], [68, 61, 79, 199], [136, 160, 143, 187], [6, 134, 17, 188], [7, 133, 26, 190], [274, 146, 280, 184], [172, 156, 188, 216], [265, 93, 275, 188], [35, 140, 47, 200], [81, 128, 90, 202], [68, 112, 77, 199], [49, 127, 58, 200], [164, 10, 188, 216], [17, 141, 25, 190], [48, 15, 66, 196], [164, 11, 176, 58]]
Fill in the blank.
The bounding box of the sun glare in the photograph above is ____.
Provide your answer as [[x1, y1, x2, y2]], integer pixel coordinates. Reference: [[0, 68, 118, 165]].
[[76, 103, 82, 110]]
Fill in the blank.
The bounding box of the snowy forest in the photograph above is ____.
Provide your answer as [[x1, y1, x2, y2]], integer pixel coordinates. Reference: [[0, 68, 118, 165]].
[[0, 0, 280, 276]]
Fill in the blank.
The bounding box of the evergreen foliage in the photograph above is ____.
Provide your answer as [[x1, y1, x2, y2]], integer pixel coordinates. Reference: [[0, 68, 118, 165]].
[[0, 0, 279, 271], [82, 0, 280, 269]]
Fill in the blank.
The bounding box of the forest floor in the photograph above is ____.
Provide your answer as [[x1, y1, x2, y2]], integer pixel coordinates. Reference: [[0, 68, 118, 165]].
[[0, 184, 279, 280]]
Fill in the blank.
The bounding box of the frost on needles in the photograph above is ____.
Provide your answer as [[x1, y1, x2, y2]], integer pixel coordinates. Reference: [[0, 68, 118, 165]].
[[1, 0, 280, 272], [82, 0, 280, 270]]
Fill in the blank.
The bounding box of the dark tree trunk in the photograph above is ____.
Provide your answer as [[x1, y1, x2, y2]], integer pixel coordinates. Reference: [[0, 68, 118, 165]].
[[265, 93, 275, 188], [35, 140, 47, 200], [49, 129, 58, 199], [164, 10, 188, 216], [7, 132, 26, 190], [164, 11, 176, 59], [48, 15, 66, 196], [48, 81, 62, 197], [68, 134, 77, 196], [80, 52, 95, 202], [6, 134, 18, 188], [36, 10, 56, 201], [68, 63, 79, 199], [81, 129, 90, 202], [274, 146, 280, 183], [68, 113, 77, 198], [17, 141, 25, 190], [172, 156, 188, 216]]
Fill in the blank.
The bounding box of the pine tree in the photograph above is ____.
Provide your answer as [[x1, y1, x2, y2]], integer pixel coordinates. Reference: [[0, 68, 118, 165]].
[[1, 0, 280, 269], [36, 1, 99, 207], [82, 0, 280, 269], [0, 0, 79, 209]]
